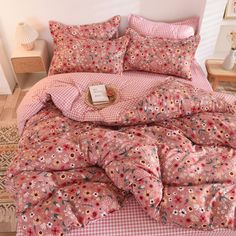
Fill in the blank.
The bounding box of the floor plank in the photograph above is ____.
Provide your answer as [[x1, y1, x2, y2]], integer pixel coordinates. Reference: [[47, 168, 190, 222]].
[[0, 96, 7, 117], [0, 233, 16, 236], [13, 91, 27, 119], [0, 88, 26, 123]]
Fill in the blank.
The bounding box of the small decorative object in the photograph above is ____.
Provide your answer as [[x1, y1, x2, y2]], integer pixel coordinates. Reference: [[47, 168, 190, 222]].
[[225, 0, 236, 19], [86, 84, 118, 109], [222, 31, 236, 70], [89, 84, 109, 105], [15, 22, 38, 50]]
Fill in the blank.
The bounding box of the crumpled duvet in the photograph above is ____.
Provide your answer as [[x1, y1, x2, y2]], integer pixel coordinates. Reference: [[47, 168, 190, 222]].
[[6, 76, 236, 235]]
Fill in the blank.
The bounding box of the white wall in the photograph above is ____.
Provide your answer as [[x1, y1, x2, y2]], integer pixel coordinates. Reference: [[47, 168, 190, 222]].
[[214, 0, 236, 58], [214, 23, 236, 57], [0, 0, 226, 83], [0, 0, 206, 57], [197, 0, 227, 68], [0, 39, 15, 94]]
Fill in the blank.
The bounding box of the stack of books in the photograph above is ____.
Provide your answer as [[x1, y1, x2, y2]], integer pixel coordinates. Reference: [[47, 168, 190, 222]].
[[89, 84, 109, 105]]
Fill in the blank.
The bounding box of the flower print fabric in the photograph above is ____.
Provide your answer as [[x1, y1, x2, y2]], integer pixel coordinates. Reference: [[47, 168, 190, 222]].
[[49, 15, 121, 43], [49, 15, 122, 75], [124, 28, 200, 79], [6, 76, 236, 235], [49, 35, 129, 75]]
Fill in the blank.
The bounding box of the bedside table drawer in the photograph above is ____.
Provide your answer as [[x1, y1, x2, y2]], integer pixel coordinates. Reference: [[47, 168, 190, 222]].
[[11, 57, 45, 73], [11, 39, 49, 90]]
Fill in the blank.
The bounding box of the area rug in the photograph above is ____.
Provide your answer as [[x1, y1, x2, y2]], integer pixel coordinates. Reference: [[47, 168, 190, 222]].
[[216, 81, 236, 95], [0, 122, 19, 233]]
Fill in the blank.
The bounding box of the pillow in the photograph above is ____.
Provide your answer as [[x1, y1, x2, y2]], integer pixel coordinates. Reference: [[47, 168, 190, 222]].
[[128, 14, 199, 39], [49, 35, 130, 75], [124, 28, 200, 79], [174, 17, 199, 33], [49, 15, 121, 44]]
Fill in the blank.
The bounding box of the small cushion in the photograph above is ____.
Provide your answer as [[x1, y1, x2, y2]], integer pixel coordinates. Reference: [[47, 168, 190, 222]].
[[128, 14, 199, 39], [124, 28, 200, 79], [49, 35, 130, 75]]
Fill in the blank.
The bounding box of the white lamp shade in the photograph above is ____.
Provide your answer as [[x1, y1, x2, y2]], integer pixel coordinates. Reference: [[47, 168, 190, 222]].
[[15, 22, 38, 45]]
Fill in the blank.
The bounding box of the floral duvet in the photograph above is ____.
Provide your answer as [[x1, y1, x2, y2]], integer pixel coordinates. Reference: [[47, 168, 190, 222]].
[[6, 74, 236, 235]]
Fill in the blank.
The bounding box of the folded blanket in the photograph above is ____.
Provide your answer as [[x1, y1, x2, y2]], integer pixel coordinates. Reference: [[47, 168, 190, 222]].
[[6, 73, 236, 235]]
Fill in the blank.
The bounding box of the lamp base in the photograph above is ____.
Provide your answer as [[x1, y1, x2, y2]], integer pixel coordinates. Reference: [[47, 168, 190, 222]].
[[21, 41, 34, 51]]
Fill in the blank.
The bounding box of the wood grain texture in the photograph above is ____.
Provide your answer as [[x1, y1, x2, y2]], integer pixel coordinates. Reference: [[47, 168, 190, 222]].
[[0, 88, 26, 123], [206, 59, 236, 77], [0, 233, 16, 236], [11, 40, 49, 90], [11, 57, 45, 73], [205, 59, 236, 91]]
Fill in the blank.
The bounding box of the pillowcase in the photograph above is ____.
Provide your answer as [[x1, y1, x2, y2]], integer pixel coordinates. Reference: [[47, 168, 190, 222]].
[[124, 28, 200, 79], [128, 14, 199, 39], [49, 15, 121, 44], [174, 17, 199, 33], [49, 35, 130, 75]]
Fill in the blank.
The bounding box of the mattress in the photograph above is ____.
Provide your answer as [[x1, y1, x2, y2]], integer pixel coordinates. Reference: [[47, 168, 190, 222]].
[[16, 62, 236, 236]]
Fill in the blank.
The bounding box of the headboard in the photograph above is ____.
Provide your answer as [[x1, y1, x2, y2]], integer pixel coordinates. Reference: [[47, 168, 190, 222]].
[[0, 0, 206, 57]]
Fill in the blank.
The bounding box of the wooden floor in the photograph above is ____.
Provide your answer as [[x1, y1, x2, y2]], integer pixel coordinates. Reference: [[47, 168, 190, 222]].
[[0, 88, 27, 123], [0, 233, 16, 236]]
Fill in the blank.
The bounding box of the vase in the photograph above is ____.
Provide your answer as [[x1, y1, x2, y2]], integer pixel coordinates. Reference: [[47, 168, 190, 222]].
[[222, 49, 236, 70]]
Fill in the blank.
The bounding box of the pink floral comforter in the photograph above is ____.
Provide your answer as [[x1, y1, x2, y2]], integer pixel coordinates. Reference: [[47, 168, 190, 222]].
[[6, 75, 236, 235]]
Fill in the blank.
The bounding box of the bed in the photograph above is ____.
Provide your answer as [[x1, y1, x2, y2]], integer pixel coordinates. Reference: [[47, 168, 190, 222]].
[[6, 8, 236, 236], [10, 63, 236, 236]]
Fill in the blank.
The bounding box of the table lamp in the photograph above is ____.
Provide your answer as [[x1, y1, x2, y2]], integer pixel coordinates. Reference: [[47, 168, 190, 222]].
[[15, 22, 38, 50]]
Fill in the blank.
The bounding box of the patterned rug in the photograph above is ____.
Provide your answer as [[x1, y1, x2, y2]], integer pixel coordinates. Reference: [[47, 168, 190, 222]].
[[216, 81, 236, 95], [0, 123, 19, 233]]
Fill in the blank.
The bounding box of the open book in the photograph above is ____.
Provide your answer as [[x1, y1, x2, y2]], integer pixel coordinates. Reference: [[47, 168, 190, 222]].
[[89, 84, 109, 105]]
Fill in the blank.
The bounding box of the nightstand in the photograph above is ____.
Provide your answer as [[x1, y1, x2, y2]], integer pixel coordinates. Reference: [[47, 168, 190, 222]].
[[11, 39, 49, 90], [205, 59, 236, 91]]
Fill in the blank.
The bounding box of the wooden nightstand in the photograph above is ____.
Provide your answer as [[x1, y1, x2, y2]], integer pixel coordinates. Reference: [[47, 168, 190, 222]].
[[205, 59, 236, 91], [11, 39, 49, 90]]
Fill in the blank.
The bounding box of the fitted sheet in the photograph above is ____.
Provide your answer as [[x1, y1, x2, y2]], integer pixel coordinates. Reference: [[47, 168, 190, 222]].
[[16, 62, 236, 236], [121, 60, 213, 92]]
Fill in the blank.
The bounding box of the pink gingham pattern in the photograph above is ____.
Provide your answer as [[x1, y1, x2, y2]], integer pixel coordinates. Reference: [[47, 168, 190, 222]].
[[17, 197, 235, 236], [17, 61, 236, 135], [128, 14, 199, 39]]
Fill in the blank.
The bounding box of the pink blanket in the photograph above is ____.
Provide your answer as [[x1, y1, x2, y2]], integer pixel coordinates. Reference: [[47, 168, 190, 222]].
[[6, 73, 236, 235]]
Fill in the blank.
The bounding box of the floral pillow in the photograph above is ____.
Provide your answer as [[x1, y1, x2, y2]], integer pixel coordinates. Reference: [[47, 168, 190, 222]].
[[49, 16, 121, 45], [128, 14, 199, 39], [49, 35, 129, 75], [124, 28, 200, 79]]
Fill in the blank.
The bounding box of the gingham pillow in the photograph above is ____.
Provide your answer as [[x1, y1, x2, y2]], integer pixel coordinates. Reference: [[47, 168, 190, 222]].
[[128, 14, 199, 39], [49, 15, 121, 45], [124, 28, 200, 79], [49, 35, 130, 75]]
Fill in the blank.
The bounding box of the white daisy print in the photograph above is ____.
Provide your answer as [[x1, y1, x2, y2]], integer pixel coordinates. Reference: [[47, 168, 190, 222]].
[[172, 209, 178, 215], [179, 209, 187, 217]]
